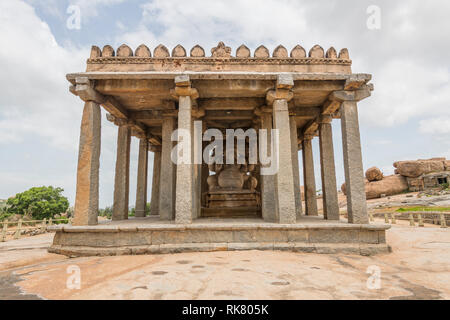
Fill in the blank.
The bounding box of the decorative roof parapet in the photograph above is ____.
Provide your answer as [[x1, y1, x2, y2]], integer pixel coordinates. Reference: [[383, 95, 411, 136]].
[[86, 42, 352, 73], [89, 42, 351, 62]]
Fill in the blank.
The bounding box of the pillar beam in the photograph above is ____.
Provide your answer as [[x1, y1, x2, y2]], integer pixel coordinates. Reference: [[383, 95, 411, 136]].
[[159, 117, 176, 220], [73, 101, 101, 226], [112, 122, 131, 221], [340, 101, 369, 223], [135, 138, 149, 218], [269, 74, 296, 224], [150, 146, 161, 216], [172, 75, 199, 224], [289, 117, 302, 218], [260, 112, 278, 222], [302, 135, 318, 216], [319, 115, 339, 220]]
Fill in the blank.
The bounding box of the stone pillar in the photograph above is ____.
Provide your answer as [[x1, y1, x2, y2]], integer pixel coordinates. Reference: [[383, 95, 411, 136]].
[[175, 96, 194, 224], [319, 115, 340, 220], [260, 112, 278, 222], [302, 135, 318, 216], [73, 101, 101, 226], [201, 162, 209, 208], [135, 138, 148, 218], [193, 121, 203, 219], [340, 101, 369, 224], [159, 117, 176, 220], [150, 148, 161, 216], [273, 99, 297, 224], [289, 117, 302, 218], [112, 123, 131, 221]]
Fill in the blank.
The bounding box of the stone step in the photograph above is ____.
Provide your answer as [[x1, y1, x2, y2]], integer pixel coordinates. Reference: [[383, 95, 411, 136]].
[[209, 194, 257, 201], [202, 206, 261, 218]]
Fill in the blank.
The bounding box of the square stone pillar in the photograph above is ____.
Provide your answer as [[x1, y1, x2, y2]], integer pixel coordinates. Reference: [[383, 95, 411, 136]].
[[73, 101, 101, 226], [302, 136, 318, 216], [175, 96, 194, 224], [340, 101, 369, 224], [319, 115, 340, 220], [150, 148, 161, 216], [289, 117, 302, 218], [273, 99, 297, 224], [260, 112, 278, 222], [201, 162, 209, 208], [135, 138, 148, 218], [193, 120, 203, 219], [112, 123, 131, 221], [159, 117, 176, 220]]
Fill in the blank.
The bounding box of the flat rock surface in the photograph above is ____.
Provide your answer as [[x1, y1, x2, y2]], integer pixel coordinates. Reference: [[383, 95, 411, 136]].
[[0, 222, 448, 300]]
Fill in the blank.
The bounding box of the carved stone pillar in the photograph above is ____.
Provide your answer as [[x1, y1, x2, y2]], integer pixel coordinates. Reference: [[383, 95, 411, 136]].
[[112, 121, 131, 221], [73, 101, 101, 226], [340, 101, 368, 223], [150, 146, 161, 216], [319, 115, 339, 220], [267, 75, 297, 224], [172, 75, 199, 224], [135, 138, 148, 218], [289, 117, 302, 218], [259, 112, 278, 222], [302, 135, 318, 216], [159, 117, 176, 220]]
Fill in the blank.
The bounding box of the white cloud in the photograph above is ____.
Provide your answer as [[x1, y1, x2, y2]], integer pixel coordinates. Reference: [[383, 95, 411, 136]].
[[70, 0, 126, 19], [119, 0, 310, 50], [419, 117, 450, 135], [361, 59, 450, 127], [0, 0, 88, 151]]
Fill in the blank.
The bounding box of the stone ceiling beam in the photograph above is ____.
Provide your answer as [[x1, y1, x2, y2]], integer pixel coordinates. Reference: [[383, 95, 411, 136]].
[[199, 98, 263, 110], [130, 110, 178, 120], [204, 110, 255, 121], [67, 72, 372, 83]]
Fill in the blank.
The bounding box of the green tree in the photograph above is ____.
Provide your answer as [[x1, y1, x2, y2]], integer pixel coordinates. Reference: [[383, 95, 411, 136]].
[[6, 186, 69, 220]]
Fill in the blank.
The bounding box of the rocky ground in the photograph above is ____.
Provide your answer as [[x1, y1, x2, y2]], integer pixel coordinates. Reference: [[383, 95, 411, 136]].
[[335, 191, 450, 213], [0, 217, 449, 300]]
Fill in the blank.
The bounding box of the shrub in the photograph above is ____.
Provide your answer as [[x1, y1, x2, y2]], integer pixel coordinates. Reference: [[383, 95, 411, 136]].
[[6, 186, 69, 220]]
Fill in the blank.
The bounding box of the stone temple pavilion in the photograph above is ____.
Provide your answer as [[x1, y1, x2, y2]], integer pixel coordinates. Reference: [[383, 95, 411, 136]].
[[49, 42, 390, 256]]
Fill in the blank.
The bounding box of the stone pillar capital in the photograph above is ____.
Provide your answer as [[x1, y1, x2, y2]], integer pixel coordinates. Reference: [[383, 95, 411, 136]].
[[266, 74, 295, 105], [266, 89, 294, 105], [70, 77, 106, 104], [303, 133, 315, 141], [329, 85, 373, 103], [171, 75, 199, 100]]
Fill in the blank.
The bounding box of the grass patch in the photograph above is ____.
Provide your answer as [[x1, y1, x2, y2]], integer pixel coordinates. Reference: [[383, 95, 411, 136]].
[[396, 207, 450, 212]]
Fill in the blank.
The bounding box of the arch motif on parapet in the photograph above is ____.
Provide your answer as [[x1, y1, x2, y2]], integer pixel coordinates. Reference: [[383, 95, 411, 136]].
[[135, 44, 151, 57], [190, 45, 205, 57], [117, 44, 133, 57], [309, 45, 324, 58], [172, 45, 187, 57], [154, 44, 170, 58], [273, 45, 288, 58], [254, 45, 270, 58]]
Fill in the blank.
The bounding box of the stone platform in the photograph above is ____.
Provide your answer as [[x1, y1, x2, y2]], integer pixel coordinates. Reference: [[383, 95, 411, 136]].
[[48, 217, 390, 257]]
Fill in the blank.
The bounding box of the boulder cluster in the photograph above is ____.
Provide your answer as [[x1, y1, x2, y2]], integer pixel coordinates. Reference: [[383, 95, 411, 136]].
[[341, 157, 450, 199]]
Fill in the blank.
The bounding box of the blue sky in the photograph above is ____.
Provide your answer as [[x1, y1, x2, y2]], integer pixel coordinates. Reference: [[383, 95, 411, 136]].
[[1, 0, 449, 208]]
